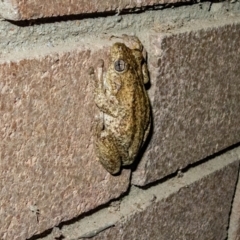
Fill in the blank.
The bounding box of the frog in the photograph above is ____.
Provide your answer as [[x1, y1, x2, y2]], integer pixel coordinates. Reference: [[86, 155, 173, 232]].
[[90, 35, 151, 175]]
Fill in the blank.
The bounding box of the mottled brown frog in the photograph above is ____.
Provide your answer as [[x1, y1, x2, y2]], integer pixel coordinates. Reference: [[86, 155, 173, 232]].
[[90, 35, 151, 174]]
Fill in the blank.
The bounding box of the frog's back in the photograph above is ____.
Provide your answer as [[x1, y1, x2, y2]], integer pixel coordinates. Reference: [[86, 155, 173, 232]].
[[105, 40, 151, 165]]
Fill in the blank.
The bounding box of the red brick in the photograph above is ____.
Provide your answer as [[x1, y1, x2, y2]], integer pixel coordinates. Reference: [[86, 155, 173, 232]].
[[1, 15, 240, 240], [132, 19, 240, 186], [0, 41, 130, 239], [52, 147, 240, 240], [0, 0, 191, 20]]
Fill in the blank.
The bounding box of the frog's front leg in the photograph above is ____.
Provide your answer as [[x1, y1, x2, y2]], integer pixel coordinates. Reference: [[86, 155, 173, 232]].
[[91, 59, 120, 118]]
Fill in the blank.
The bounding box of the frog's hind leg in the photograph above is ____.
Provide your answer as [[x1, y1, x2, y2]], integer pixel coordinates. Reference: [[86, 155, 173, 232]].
[[96, 134, 122, 175], [122, 118, 151, 167]]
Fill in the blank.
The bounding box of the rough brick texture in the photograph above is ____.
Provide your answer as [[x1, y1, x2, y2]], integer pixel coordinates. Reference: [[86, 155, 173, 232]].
[[228, 157, 240, 240], [1, 9, 240, 240], [55, 148, 240, 240], [92, 159, 239, 240], [132, 20, 240, 186], [0, 0, 191, 20], [0, 43, 131, 240]]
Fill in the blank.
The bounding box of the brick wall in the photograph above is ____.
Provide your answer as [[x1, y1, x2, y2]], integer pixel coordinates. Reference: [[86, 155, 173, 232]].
[[0, 1, 240, 239]]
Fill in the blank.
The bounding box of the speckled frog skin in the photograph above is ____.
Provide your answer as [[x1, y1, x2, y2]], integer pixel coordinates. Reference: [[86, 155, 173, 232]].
[[91, 35, 151, 174]]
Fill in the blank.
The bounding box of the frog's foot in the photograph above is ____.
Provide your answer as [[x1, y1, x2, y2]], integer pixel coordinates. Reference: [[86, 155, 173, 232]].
[[94, 59, 104, 88], [96, 135, 122, 175], [96, 59, 104, 81], [88, 59, 104, 89]]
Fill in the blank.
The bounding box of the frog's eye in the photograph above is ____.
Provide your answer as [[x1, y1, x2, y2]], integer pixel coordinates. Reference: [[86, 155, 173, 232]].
[[114, 59, 127, 73]]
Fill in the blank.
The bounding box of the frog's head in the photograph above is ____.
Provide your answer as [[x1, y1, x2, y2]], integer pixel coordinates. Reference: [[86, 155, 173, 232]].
[[110, 42, 137, 75]]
